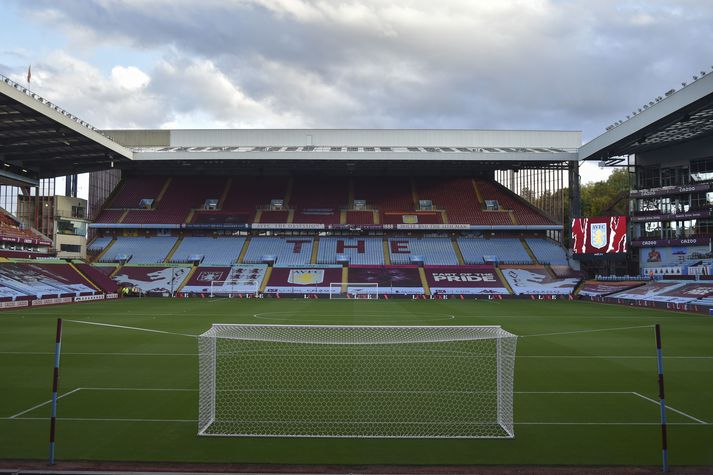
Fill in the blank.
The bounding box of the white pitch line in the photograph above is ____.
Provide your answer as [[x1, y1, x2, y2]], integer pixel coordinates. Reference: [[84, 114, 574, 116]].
[[631, 392, 708, 424], [9, 387, 82, 419], [82, 387, 197, 392], [521, 324, 654, 338], [2, 351, 713, 359], [1, 417, 710, 426]]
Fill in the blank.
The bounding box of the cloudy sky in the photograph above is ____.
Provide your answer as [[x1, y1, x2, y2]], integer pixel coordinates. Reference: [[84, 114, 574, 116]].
[[1, 0, 713, 184]]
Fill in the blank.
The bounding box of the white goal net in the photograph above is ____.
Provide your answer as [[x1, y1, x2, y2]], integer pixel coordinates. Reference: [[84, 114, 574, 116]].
[[329, 282, 378, 299], [209, 280, 259, 297], [198, 324, 518, 438]]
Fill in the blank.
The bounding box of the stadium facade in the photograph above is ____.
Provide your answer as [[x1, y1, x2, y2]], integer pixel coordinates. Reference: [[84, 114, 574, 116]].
[[1, 70, 713, 307]]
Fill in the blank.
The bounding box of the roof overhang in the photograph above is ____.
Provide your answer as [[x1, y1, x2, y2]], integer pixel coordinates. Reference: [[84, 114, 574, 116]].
[[0, 74, 133, 181], [579, 72, 713, 161]]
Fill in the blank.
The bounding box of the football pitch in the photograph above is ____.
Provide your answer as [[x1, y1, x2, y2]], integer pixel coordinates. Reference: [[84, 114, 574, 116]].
[[0, 298, 711, 468]]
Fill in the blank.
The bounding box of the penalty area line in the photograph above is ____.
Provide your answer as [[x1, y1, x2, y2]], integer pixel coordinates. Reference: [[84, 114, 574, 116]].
[[8, 387, 82, 419], [631, 392, 708, 424]]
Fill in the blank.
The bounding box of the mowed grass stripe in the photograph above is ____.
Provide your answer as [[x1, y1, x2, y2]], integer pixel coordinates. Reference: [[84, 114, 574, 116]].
[[0, 298, 711, 465]]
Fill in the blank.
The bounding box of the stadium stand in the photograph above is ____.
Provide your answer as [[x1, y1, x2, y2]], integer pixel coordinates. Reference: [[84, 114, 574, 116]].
[[353, 177, 414, 218], [346, 210, 374, 225], [425, 265, 509, 295], [607, 281, 690, 303], [348, 265, 424, 295], [290, 177, 347, 224], [475, 180, 553, 225], [457, 237, 532, 264], [93, 209, 126, 224], [264, 267, 342, 294], [578, 280, 645, 297], [87, 236, 113, 252], [112, 265, 191, 294], [108, 175, 167, 208], [124, 176, 227, 224], [101, 236, 177, 264], [525, 238, 569, 265], [317, 237, 385, 265], [221, 176, 289, 222], [242, 237, 314, 266], [180, 264, 267, 295], [388, 238, 459, 265], [259, 210, 290, 223], [73, 262, 118, 293], [170, 236, 246, 265], [501, 265, 579, 295], [415, 177, 484, 224], [0, 262, 99, 300]]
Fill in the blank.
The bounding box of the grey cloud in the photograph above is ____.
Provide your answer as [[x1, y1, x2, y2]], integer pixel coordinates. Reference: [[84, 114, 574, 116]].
[[8, 0, 713, 140]]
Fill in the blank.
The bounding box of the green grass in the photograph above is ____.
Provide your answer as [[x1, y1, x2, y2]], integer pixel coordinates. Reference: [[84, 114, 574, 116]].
[[0, 298, 712, 467]]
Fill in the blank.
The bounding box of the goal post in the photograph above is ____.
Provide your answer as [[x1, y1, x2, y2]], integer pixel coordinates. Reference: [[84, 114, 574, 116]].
[[329, 282, 379, 299], [209, 280, 259, 297], [197, 324, 518, 438]]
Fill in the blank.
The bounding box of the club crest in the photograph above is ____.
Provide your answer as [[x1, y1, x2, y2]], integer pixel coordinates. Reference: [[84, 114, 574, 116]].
[[590, 222, 607, 249], [288, 269, 324, 285]]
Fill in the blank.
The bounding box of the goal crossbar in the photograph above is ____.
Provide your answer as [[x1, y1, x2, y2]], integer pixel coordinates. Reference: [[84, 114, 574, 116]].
[[198, 324, 517, 439]]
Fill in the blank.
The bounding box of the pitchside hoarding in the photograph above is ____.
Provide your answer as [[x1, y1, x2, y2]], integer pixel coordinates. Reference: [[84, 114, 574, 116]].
[[571, 216, 627, 254]]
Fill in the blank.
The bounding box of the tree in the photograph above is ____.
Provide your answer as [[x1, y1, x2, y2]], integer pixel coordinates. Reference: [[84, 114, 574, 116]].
[[580, 168, 630, 217]]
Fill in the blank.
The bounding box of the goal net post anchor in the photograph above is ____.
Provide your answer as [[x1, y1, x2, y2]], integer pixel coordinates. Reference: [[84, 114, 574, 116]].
[[197, 324, 518, 439]]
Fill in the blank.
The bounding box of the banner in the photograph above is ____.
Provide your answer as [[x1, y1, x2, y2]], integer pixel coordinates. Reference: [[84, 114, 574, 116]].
[[32, 297, 73, 306], [425, 266, 509, 295]]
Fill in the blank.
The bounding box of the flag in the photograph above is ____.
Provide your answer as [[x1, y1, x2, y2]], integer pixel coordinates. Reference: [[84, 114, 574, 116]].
[[27, 65, 31, 84]]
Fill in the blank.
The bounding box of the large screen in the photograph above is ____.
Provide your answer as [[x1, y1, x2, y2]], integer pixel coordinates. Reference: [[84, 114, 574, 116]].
[[571, 216, 627, 254]]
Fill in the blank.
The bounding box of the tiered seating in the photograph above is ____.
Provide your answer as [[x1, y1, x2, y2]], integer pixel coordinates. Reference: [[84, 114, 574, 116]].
[[74, 263, 118, 293], [290, 177, 347, 224], [476, 180, 552, 225], [87, 236, 113, 252], [354, 177, 413, 222], [101, 236, 177, 264], [170, 237, 246, 265], [243, 237, 314, 266], [457, 237, 532, 264], [317, 237, 385, 265], [347, 265, 424, 295], [259, 210, 290, 223], [526, 238, 568, 265], [264, 267, 342, 294], [424, 265, 509, 295], [500, 265, 579, 295], [93, 210, 125, 224], [123, 176, 227, 224], [388, 238, 458, 265], [0, 208, 49, 244], [109, 176, 167, 208], [0, 262, 98, 300], [221, 176, 289, 222], [180, 264, 267, 294], [415, 177, 486, 224], [112, 266, 191, 295], [346, 211, 374, 225]]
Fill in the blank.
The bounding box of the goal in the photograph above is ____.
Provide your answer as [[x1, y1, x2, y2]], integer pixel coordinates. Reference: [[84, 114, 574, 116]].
[[329, 282, 379, 299], [209, 280, 259, 298], [197, 324, 518, 438]]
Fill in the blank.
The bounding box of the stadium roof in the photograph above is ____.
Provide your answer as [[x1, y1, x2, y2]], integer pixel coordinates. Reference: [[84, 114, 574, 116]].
[[579, 71, 713, 162], [108, 128, 580, 174], [0, 74, 132, 185]]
